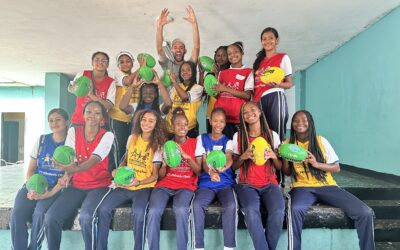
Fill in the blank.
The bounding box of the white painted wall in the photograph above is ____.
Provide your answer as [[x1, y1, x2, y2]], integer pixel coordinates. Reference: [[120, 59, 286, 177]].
[[0, 98, 44, 169]]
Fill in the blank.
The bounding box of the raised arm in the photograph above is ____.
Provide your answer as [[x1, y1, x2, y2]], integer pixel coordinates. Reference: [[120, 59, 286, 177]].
[[170, 72, 190, 101], [156, 8, 172, 62], [119, 76, 143, 114], [153, 71, 172, 108], [183, 6, 200, 63]]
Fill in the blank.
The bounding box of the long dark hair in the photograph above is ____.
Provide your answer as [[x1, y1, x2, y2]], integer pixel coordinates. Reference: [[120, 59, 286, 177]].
[[214, 46, 230, 72], [131, 109, 166, 153], [91, 51, 110, 76], [178, 61, 197, 92], [289, 110, 327, 183], [136, 83, 161, 114], [48, 108, 69, 121], [238, 102, 274, 181], [253, 27, 279, 71]]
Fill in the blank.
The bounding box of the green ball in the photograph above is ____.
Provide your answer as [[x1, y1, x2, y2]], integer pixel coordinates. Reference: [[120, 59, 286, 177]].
[[53, 145, 75, 165], [138, 53, 156, 68], [206, 150, 226, 170], [162, 70, 172, 87], [26, 174, 48, 195], [204, 74, 218, 97], [139, 66, 154, 82], [199, 56, 215, 73], [163, 140, 182, 168], [114, 167, 135, 185], [279, 144, 308, 162], [73, 76, 90, 97]]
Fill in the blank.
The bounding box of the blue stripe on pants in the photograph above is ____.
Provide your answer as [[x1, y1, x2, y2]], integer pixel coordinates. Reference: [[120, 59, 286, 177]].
[[287, 186, 375, 250], [11, 185, 61, 250], [192, 186, 238, 249], [235, 184, 285, 250], [97, 187, 152, 250], [147, 187, 194, 250], [43, 186, 111, 250]]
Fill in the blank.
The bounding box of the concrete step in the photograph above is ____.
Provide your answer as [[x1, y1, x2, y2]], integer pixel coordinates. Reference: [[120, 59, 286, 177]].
[[375, 242, 400, 250], [345, 187, 400, 200], [374, 219, 400, 242], [365, 200, 400, 219], [110, 203, 352, 231]]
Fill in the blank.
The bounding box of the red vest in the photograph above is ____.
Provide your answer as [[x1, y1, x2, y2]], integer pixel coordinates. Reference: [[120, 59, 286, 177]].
[[71, 70, 114, 124], [156, 137, 198, 192], [237, 134, 278, 187], [72, 126, 112, 189], [214, 67, 252, 123], [253, 53, 286, 102]]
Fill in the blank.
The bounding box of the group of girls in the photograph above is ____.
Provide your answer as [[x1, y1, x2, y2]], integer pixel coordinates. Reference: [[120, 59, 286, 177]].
[[10, 24, 374, 250]]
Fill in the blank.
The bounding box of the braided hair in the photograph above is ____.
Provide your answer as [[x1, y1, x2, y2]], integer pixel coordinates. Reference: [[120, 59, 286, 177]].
[[136, 83, 161, 114], [289, 110, 327, 183], [238, 102, 275, 182]]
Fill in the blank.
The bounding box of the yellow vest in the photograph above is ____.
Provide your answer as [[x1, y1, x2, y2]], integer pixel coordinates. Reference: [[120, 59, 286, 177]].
[[109, 86, 140, 123], [206, 96, 217, 119], [166, 83, 201, 132], [288, 136, 337, 188], [125, 135, 156, 190]]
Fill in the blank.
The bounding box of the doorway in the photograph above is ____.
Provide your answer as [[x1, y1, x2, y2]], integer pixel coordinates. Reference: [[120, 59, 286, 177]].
[[1, 112, 25, 165]]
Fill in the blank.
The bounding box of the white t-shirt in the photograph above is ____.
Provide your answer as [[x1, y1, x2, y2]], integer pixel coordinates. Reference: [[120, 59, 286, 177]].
[[169, 83, 203, 103]]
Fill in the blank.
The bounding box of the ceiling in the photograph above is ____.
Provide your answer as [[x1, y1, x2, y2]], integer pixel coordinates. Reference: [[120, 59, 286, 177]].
[[1, 0, 399, 85]]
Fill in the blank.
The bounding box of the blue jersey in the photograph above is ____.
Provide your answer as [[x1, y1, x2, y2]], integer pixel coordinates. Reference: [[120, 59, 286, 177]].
[[198, 134, 236, 190], [35, 134, 65, 188]]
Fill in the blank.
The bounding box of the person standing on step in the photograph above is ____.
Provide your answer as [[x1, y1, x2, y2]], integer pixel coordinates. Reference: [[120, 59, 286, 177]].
[[198, 45, 230, 133], [213, 42, 254, 139], [109, 51, 139, 162], [68, 51, 116, 128], [156, 5, 200, 78], [164, 61, 203, 138], [252, 27, 293, 187]]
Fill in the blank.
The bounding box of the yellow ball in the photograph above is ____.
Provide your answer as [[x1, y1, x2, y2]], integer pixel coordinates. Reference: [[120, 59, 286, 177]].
[[260, 67, 285, 84], [250, 137, 271, 166]]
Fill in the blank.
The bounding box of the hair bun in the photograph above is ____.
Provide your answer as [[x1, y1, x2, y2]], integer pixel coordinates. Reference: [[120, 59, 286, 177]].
[[172, 107, 185, 115]]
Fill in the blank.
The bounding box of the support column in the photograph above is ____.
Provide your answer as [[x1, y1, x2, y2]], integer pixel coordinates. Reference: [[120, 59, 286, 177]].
[[44, 73, 74, 133]]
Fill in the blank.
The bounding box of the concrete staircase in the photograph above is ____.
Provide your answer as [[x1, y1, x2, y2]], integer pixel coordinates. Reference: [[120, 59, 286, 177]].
[[341, 168, 400, 250]]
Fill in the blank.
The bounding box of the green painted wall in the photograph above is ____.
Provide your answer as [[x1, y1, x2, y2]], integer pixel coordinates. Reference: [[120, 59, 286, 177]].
[[299, 7, 400, 176], [44, 73, 75, 133], [0, 86, 44, 99]]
